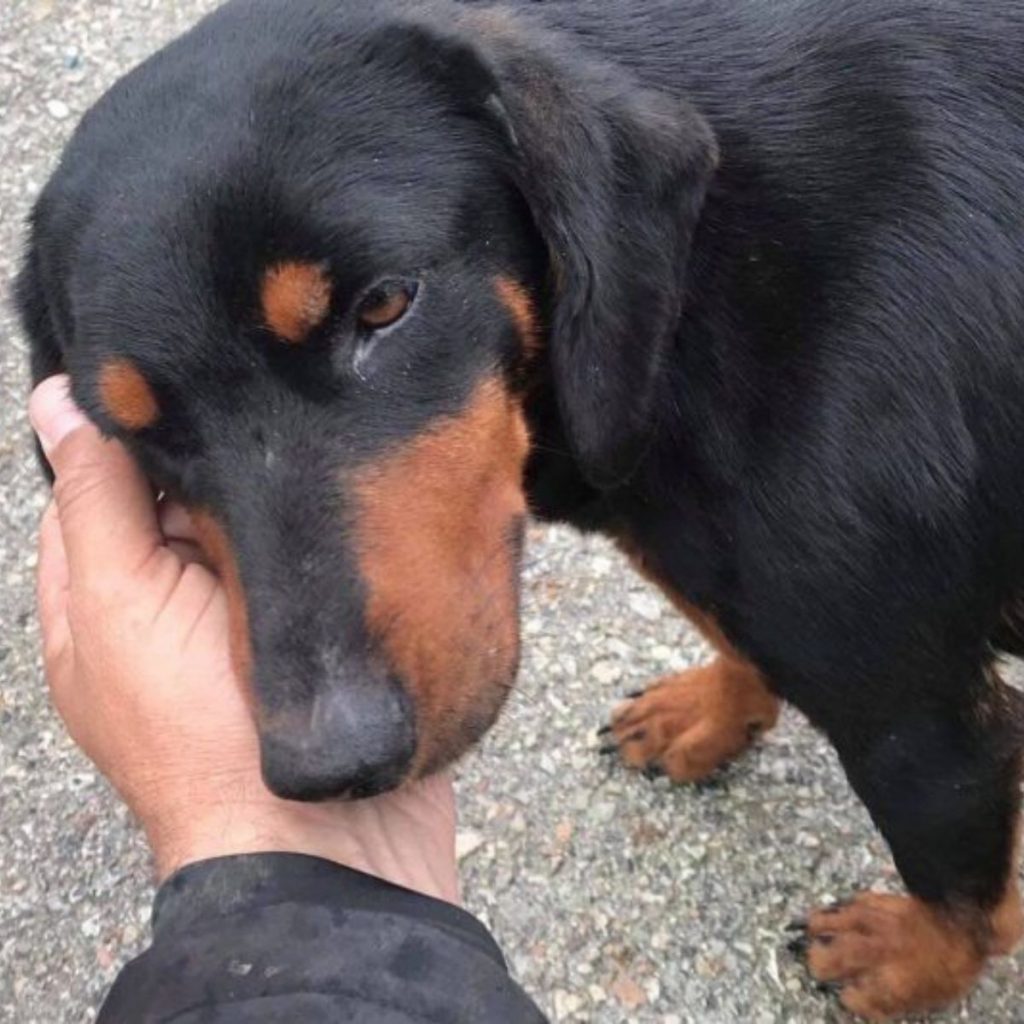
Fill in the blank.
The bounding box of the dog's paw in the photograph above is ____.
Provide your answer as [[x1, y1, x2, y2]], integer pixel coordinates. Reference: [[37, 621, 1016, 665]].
[[789, 892, 985, 1021], [598, 660, 779, 783]]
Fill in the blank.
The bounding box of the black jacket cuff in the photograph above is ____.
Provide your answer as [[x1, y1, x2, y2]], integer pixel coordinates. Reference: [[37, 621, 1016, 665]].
[[97, 853, 547, 1023]]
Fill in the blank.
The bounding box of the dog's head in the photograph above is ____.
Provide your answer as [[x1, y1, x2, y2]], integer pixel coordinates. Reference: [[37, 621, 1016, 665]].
[[18, 0, 716, 799]]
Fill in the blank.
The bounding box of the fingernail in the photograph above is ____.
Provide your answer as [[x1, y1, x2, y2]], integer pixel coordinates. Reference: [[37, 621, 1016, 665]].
[[29, 376, 89, 459]]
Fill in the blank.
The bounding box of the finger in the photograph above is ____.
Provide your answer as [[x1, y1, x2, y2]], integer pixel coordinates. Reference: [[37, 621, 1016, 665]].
[[159, 504, 212, 568], [30, 375, 90, 462], [29, 375, 164, 588], [37, 502, 83, 730], [159, 501, 199, 544], [36, 501, 72, 669], [166, 539, 210, 567]]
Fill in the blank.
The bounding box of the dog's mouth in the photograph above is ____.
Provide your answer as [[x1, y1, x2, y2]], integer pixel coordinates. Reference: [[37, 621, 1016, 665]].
[[189, 377, 531, 803], [247, 560, 525, 804]]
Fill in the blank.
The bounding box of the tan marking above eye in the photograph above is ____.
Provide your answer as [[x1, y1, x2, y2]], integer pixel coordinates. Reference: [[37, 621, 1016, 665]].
[[261, 261, 332, 344], [358, 284, 414, 330], [98, 359, 160, 430]]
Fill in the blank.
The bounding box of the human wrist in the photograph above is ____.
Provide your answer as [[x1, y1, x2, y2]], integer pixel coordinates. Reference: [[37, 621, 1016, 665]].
[[143, 779, 460, 904]]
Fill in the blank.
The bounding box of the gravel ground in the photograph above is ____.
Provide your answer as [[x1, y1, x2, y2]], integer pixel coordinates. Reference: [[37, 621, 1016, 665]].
[[1, 3, 1022, 1022]]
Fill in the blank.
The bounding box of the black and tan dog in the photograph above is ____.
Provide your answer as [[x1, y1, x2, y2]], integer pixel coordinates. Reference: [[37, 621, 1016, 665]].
[[16, 0, 1024, 1017]]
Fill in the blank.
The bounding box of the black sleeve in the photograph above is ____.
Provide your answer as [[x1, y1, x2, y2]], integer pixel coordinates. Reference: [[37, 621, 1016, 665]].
[[96, 853, 548, 1023]]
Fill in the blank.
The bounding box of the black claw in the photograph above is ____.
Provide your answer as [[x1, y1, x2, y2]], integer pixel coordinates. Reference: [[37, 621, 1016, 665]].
[[786, 935, 809, 957], [624, 689, 646, 700], [642, 765, 665, 781], [785, 919, 808, 933], [822, 899, 851, 914], [814, 981, 844, 995], [814, 933, 835, 947], [596, 724, 613, 737], [598, 743, 619, 756]]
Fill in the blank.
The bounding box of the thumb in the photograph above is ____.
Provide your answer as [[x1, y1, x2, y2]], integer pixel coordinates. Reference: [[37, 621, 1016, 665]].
[[30, 375, 91, 461], [29, 375, 163, 590]]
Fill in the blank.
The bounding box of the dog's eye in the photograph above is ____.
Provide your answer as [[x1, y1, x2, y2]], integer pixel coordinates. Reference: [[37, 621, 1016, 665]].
[[356, 281, 417, 332]]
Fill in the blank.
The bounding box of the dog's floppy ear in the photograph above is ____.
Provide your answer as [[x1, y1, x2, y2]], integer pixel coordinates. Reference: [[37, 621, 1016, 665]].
[[386, 9, 718, 487], [486, 30, 717, 487]]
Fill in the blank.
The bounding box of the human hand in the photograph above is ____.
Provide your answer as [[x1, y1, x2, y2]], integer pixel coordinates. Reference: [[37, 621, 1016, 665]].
[[30, 374, 459, 901]]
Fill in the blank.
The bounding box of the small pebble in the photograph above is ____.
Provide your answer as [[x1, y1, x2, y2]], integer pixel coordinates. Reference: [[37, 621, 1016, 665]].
[[590, 660, 622, 685]]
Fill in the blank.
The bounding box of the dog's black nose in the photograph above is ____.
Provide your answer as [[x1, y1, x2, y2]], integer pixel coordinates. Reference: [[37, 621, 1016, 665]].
[[259, 676, 416, 801]]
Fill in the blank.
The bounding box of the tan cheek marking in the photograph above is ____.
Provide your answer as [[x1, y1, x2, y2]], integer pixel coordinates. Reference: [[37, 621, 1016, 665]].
[[495, 276, 541, 357], [191, 511, 253, 689], [261, 261, 332, 344], [351, 378, 530, 772], [98, 359, 159, 430]]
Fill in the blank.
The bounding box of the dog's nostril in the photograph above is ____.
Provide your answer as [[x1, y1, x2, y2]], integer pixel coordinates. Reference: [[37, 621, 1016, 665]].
[[259, 677, 416, 802]]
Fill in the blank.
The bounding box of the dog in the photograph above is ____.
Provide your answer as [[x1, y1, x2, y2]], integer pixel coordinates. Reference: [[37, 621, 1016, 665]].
[[16, 0, 1024, 1018]]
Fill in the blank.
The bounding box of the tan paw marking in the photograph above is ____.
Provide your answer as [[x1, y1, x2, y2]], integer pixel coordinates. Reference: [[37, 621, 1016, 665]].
[[601, 659, 780, 782], [795, 892, 991, 1020]]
